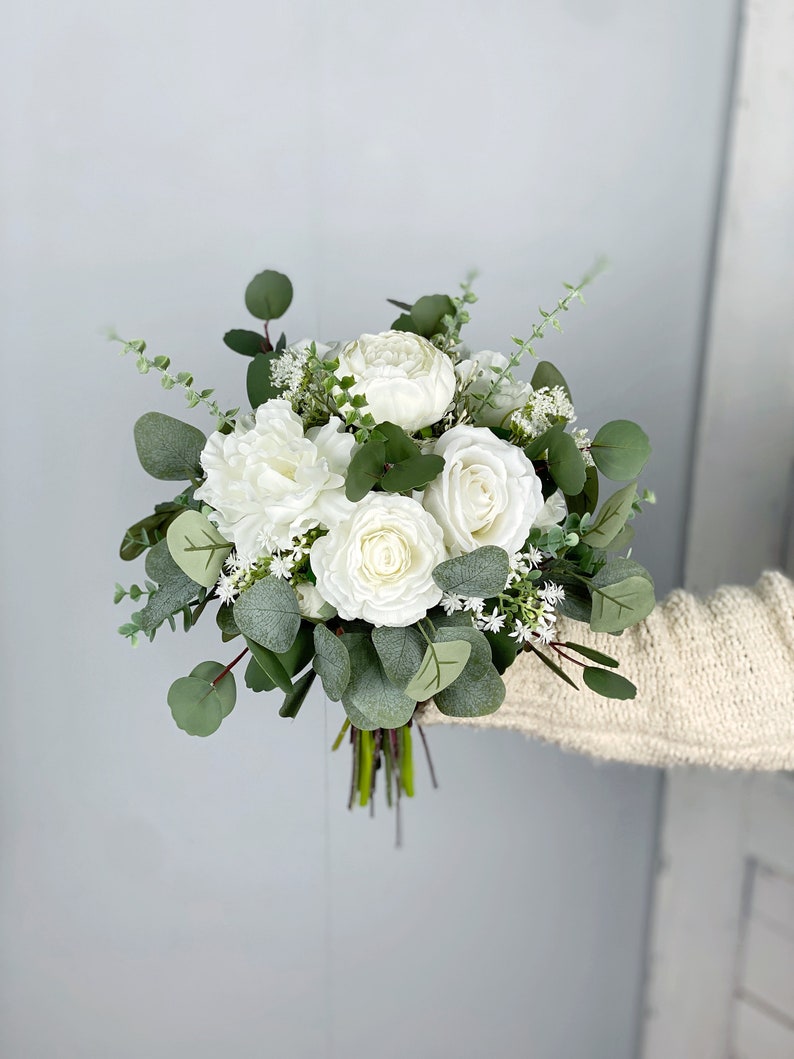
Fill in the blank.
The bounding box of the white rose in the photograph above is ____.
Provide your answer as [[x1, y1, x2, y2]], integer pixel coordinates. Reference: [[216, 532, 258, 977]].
[[195, 399, 355, 555], [335, 330, 455, 432], [310, 494, 446, 627], [456, 349, 531, 428], [294, 581, 337, 622], [533, 490, 568, 531], [422, 425, 544, 557]]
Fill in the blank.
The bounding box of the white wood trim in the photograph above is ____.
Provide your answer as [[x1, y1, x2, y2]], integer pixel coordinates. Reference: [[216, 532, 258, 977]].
[[642, 0, 794, 1053]]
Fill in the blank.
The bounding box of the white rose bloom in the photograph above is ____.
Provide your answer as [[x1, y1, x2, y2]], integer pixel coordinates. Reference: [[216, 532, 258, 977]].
[[310, 494, 446, 627], [422, 425, 544, 557], [195, 399, 355, 555], [294, 581, 336, 622], [456, 349, 531, 428], [533, 489, 568, 531], [335, 330, 455, 432]]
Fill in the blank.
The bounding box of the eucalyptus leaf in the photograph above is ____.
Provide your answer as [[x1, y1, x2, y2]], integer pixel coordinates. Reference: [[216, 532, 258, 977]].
[[233, 576, 300, 653], [564, 465, 599, 518], [531, 360, 572, 399], [590, 420, 651, 481], [341, 634, 415, 730], [381, 454, 445, 493], [409, 294, 455, 337], [133, 412, 206, 481], [244, 270, 293, 320], [279, 670, 316, 718], [136, 539, 200, 636], [434, 664, 505, 718], [484, 627, 519, 674], [588, 558, 655, 633], [404, 639, 472, 700], [583, 667, 637, 699], [546, 430, 587, 495], [435, 626, 492, 681], [376, 421, 420, 463], [606, 524, 635, 553], [524, 423, 564, 461], [245, 655, 277, 693], [223, 329, 267, 357], [189, 661, 236, 717], [583, 482, 637, 549], [247, 351, 279, 409], [432, 546, 510, 598], [345, 439, 386, 501], [167, 675, 224, 736], [244, 636, 292, 694], [166, 510, 231, 588], [119, 504, 183, 561], [526, 642, 579, 689], [371, 625, 426, 690], [312, 624, 351, 701], [216, 605, 240, 639], [563, 642, 619, 668]]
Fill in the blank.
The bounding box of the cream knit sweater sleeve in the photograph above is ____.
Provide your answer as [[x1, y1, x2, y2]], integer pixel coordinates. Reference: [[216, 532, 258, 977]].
[[420, 571, 794, 770]]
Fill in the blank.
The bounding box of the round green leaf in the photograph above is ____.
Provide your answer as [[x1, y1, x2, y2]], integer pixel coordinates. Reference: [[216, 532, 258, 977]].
[[167, 676, 224, 736], [133, 412, 206, 481], [531, 360, 572, 399], [233, 576, 300, 654], [341, 634, 415, 729], [189, 661, 237, 717], [244, 637, 292, 694], [590, 420, 651, 480], [432, 546, 510, 598], [166, 510, 232, 588], [313, 624, 351, 701], [434, 664, 505, 718], [546, 430, 587, 495], [245, 655, 277, 693], [582, 667, 637, 700], [244, 270, 293, 320], [409, 294, 455, 337]]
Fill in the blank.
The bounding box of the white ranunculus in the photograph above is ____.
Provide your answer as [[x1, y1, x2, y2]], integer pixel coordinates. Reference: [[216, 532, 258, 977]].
[[422, 425, 544, 557], [294, 581, 336, 622], [335, 330, 456, 432], [310, 494, 446, 627], [194, 399, 355, 555], [533, 490, 568, 531], [456, 349, 531, 428]]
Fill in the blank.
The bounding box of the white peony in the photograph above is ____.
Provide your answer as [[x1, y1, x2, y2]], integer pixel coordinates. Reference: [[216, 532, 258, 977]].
[[456, 349, 531, 428], [335, 330, 456, 432], [195, 399, 355, 555], [310, 493, 446, 627], [422, 425, 544, 557]]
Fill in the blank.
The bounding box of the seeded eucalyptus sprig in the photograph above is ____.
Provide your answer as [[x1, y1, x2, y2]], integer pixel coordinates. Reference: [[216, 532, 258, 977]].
[[112, 334, 240, 428]]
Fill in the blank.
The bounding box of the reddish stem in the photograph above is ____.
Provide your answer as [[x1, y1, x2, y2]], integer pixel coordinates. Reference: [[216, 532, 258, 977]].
[[212, 647, 249, 685]]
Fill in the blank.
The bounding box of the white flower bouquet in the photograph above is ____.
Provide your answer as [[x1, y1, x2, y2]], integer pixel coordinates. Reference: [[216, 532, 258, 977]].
[[115, 266, 656, 820]]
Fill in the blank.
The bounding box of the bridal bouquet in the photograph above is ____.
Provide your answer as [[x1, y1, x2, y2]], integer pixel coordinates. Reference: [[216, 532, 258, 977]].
[[115, 266, 655, 818]]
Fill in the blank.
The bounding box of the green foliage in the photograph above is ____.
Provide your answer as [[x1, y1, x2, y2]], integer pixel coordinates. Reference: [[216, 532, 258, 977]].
[[588, 558, 655, 633], [166, 510, 231, 588], [546, 430, 587, 495], [583, 667, 637, 699], [233, 576, 301, 653], [167, 661, 236, 736], [531, 360, 572, 399], [247, 351, 280, 409], [135, 539, 201, 637], [392, 294, 456, 338], [133, 412, 206, 481], [523, 423, 564, 461], [371, 625, 426, 690], [120, 502, 184, 561], [244, 270, 293, 320], [345, 438, 386, 501], [583, 481, 638, 549], [590, 420, 651, 481], [564, 465, 599, 518], [404, 639, 472, 700], [434, 663, 505, 717], [340, 633, 416, 730], [244, 655, 277, 693], [279, 670, 316, 718], [526, 642, 579, 689], [381, 454, 445, 493], [244, 637, 292, 693], [563, 642, 619, 668], [432, 546, 510, 598], [216, 604, 240, 640], [312, 624, 351, 701], [223, 329, 267, 357], [484, 627, 519, 674]]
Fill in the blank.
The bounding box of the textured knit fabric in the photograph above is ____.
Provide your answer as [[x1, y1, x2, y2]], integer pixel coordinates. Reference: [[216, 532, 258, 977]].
[[420, 571, 794, 770]]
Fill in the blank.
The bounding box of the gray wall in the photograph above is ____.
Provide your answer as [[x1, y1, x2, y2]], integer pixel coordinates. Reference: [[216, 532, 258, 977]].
[[0, 1, 738, 1056]]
